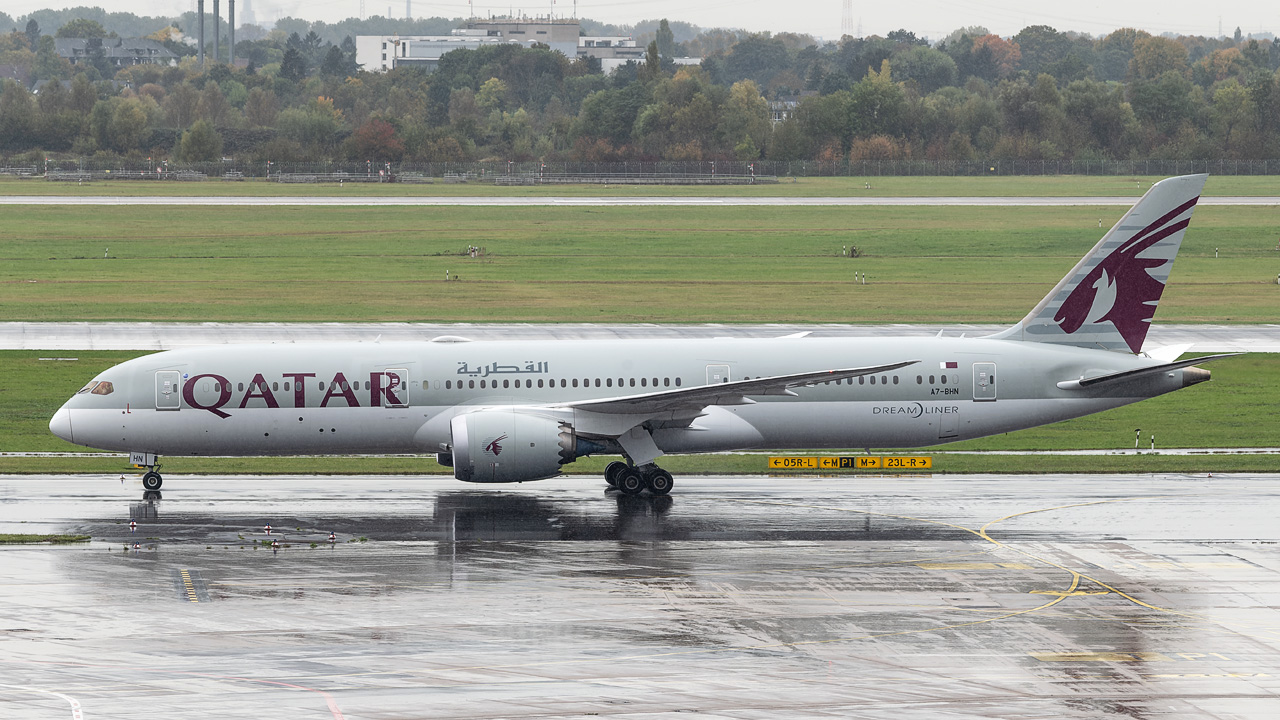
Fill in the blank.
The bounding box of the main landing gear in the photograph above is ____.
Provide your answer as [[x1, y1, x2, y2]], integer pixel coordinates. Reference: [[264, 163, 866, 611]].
[[604, 461, 673, 496]]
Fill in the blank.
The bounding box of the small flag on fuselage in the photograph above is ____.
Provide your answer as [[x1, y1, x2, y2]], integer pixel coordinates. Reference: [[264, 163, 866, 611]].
[[941, 361, 958, 369]]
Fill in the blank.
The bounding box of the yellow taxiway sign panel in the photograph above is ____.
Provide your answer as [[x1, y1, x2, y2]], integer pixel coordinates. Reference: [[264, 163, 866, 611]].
[[768, 456, 931, 470]]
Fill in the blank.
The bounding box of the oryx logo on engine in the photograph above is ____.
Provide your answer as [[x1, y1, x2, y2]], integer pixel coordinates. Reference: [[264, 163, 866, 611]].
[[485, 434, 508, 456]]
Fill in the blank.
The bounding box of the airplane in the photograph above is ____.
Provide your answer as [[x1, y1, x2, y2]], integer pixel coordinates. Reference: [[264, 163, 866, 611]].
[[50, 174, 1234, 496]]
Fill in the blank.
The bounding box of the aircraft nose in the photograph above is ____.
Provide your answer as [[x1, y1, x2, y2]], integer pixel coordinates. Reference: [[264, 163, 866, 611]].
[[49, 407, 74, 443]]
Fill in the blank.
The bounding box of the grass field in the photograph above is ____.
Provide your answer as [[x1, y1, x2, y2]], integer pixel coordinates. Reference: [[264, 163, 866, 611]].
[[2, 204, 1277, 323], [2, 175, 1277, 197], [2, 174, 1275, 476], [2, 351, 1275, 476]]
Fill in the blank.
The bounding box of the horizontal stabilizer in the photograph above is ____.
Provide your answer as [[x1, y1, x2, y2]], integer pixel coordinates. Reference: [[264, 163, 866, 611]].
[[1056, 353, 1238, 390]]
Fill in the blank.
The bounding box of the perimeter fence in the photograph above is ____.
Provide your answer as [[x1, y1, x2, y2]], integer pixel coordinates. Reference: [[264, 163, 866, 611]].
[[25, 158, 1280, 181]]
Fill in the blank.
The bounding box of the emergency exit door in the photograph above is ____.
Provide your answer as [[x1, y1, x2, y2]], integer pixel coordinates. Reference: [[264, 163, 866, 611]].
[[973, 362, 997, 402], [706, 365, 730, 384], [155, 371, 181, 410]]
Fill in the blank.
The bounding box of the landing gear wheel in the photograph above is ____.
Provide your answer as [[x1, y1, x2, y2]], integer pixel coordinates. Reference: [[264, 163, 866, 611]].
[[141, 471, 163, 491], [604, 461, 628, 488], [644, 469, 674, 496], [617, 468, 645, 496]]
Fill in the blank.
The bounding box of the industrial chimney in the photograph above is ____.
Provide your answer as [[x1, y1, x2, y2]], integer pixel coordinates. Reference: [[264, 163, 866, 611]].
[[213, 0, 220, 63], [228, 0, 235, 65], [197, 0, 205, 65]]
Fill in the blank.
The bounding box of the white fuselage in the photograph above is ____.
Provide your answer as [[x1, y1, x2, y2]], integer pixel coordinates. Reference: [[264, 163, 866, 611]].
[[52, 336, 1186, 460]]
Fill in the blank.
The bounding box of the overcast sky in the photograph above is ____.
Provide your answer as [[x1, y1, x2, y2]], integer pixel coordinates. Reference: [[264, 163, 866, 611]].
[[7, 0, 1277, 42]]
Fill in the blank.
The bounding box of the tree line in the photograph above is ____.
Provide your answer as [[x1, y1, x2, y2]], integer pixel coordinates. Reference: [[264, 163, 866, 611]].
[[1, 11, 1278, 168]]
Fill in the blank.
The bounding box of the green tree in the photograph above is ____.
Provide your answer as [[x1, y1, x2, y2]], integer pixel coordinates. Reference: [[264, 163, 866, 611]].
[[656, 19, 676, 58], [175, 119, 223, 161], [718, 79, 770, 156], [55, 19, 110, 39], [320, 45, 347, 77], [1130, 36, 1188, 81], [34, 35, 71, 81], [0, 80, 36, 150], [243, 87, 279, 127], [25, 19, 40, 49], [279, 47, 306, 82], [107, 98, 150, 152], [849, 60, 906, 137], [1129, 70, 1194, 133]]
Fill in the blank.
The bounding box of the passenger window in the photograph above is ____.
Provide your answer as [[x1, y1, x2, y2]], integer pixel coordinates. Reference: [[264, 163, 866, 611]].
[[893, 376, 899, 384], [607, 378, 613, 387], [318, 382, 325, 391], [284, 382, 290, 391], [870, 376, 876, 385], [91, 381, 114, 395], [446, 380, 452, 389], [641, 378, 647, 387], [468, 380, 475, 389], [676, 377, 681, 386], [916, 375, 922, 384], [572, 379, 578, 388], [929, 375, 935, 384], [537, 379, 544, 388], [859, 376, 865, 385], [664, 378, 670, 387], [940, 375, 947, 384], [238, 382, 244, 391], [629, 378, 636, 387], [272, 382, 278, 391], [594, 378, 601, 387], [480, 380, 486, 389]]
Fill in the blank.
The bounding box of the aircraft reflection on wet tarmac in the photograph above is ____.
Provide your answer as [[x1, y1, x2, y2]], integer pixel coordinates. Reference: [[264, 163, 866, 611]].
[[3, 474, 1280, 720], [120, 486, 981, 545]]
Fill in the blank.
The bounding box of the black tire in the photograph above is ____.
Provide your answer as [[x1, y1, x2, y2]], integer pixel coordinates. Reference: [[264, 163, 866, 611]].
[[617, 469, 645, 495], [141, 471, 163, 491], [604, 461, 627, 487], [645, 469, 674, 496]]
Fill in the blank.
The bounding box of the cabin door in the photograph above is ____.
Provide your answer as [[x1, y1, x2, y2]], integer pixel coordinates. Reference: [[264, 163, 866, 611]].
[[155, 371, 181, 411]]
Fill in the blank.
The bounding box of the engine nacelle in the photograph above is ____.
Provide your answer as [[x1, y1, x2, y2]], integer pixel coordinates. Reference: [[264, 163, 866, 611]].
[[450, 409, 596, 483]]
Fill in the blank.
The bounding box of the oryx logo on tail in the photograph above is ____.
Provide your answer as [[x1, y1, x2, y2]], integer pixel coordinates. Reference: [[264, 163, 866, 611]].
[[989, 174, 1207, 354], [1054, 197, 1199, 353]]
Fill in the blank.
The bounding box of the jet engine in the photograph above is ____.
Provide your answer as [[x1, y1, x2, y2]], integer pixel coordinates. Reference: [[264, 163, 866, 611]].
[[449, 409, 606, 483]]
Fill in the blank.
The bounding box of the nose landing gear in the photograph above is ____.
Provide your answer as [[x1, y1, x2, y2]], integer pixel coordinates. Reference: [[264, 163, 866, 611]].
[[141, 468, 162, 491]]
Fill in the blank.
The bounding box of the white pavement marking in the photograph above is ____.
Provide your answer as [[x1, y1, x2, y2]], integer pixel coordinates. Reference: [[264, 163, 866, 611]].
[[0, 684, 84, 719], [4, 322, 1278, 352], [0, 195, 1277, 206]]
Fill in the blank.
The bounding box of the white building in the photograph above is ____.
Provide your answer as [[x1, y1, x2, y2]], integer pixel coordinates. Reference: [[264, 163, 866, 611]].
[[355, 31, 527, 72], [577, 36, 644, 74]]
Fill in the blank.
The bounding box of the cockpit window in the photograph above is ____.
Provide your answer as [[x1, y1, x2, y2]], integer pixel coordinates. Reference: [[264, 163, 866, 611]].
[[90, 381, 114, 395], [76, 381, 99, 394]]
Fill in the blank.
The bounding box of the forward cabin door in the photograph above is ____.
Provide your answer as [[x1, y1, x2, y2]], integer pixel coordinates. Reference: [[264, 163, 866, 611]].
[[155, 371, 181, 410], [706, 365, 730, 385]]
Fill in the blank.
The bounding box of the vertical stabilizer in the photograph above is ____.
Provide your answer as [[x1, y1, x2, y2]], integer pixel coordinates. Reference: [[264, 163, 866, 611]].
[[989, 174, 1207, 353]]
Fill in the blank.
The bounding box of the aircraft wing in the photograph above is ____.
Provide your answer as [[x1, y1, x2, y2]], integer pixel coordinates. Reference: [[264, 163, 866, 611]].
[[566, 360, 921, 415]]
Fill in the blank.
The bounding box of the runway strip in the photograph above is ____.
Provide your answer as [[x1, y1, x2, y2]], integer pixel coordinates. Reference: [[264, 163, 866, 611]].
[[5, 322, 1278, 352], [1, 195, 1278, 206]]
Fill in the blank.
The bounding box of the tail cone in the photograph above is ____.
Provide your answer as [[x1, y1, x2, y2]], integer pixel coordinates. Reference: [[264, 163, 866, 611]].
[[1182, 366, 1211, 388]]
